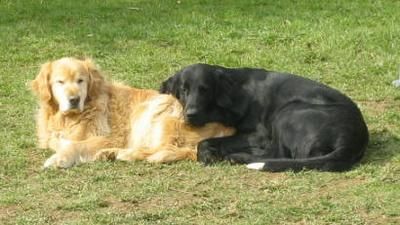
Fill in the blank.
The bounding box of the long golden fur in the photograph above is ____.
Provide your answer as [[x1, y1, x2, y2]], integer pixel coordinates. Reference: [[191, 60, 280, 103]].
[[31, 57, 234, 168]]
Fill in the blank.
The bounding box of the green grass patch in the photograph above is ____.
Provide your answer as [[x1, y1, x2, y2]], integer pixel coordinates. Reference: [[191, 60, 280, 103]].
[[1, 0, 399, 224]]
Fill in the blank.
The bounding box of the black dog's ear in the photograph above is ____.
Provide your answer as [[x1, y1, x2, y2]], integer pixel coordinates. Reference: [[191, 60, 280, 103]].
[[215, 69, 234, 108], [159, 73, 181, 98], [159, 76, 173, 93]]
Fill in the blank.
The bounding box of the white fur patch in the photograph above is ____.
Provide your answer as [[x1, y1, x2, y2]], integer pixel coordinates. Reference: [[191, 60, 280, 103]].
[[128, 97, 166, 149], [246, 162, 266, 170], [59, 138, 72, 150], [52, 83, 71, 112]]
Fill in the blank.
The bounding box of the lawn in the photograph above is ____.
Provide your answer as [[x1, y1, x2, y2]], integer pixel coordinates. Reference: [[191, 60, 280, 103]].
[[0, 0, 399, 224]]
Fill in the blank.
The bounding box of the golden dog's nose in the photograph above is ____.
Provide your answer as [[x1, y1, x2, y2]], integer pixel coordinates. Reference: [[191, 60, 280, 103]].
[[69, 96, 80, 107]]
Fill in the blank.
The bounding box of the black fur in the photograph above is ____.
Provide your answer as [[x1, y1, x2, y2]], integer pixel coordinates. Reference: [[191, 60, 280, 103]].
[[160, 64, 369, 172]]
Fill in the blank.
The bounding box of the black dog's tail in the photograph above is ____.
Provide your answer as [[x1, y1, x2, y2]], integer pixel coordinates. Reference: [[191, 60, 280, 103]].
[[246, 149, 364, 172]]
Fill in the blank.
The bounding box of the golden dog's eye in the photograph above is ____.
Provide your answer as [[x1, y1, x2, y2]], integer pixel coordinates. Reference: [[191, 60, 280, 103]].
[[56, 80, 64, 84], [77, 79, 84, 84]]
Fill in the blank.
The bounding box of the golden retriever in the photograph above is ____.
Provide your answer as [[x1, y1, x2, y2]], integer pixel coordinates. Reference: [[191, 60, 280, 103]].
[[30, 57, 234, 168]]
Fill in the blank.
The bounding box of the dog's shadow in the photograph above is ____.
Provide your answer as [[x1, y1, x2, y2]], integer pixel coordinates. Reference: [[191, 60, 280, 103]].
[[362, 129, 399, 166]]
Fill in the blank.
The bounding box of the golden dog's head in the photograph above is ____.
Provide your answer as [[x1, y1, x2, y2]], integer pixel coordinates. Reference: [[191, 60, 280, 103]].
[[31, 57, 104, 114]]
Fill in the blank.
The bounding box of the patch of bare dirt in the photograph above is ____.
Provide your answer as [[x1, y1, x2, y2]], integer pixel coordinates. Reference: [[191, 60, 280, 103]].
[[98, 193, 202, 214], [317, 177, 367, 195], [46, 211, 82, 225], [358, 210, 400, 225], [0, 205, 18, 221], [358, 99, 399, 117]]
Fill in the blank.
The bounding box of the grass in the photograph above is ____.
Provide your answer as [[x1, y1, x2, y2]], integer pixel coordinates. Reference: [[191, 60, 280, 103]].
[[0, 0, 399, 224]]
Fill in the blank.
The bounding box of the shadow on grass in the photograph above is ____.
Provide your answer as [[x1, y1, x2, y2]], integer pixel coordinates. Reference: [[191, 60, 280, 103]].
[[362, 129, 399, 166]]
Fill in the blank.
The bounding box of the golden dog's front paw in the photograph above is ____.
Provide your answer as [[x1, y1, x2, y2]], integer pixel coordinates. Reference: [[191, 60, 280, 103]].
[[43, 153, 76, 169], [48, 136, 72, 152], [116, 149, 137, 161]]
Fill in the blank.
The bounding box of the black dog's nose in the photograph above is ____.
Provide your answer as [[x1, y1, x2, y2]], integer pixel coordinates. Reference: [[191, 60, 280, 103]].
[[185, 108, 199, 118], [69, 96, 80, 106], [185, 108, 204, 126]]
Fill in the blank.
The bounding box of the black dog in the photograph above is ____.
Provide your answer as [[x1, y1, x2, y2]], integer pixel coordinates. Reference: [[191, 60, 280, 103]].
[[160, 64, 369, 172]]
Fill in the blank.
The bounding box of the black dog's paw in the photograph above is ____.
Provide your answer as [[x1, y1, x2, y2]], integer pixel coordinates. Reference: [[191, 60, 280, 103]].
[[197, 149, 218, 165], [197, 141, 221, 165], [223, 153, 251, 164]]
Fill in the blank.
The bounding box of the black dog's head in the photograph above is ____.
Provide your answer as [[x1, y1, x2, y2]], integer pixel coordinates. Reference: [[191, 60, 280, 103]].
[[160, 64, 237, 126]]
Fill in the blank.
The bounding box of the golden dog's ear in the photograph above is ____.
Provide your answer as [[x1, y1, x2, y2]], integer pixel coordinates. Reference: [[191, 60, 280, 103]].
[[83, 58, 105, 100], [31, 62, 52, 102]]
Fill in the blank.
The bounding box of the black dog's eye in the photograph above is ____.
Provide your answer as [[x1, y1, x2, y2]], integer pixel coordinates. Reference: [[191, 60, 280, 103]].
[[182, 84, 189, 94], [198, 86, 208, 94]]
